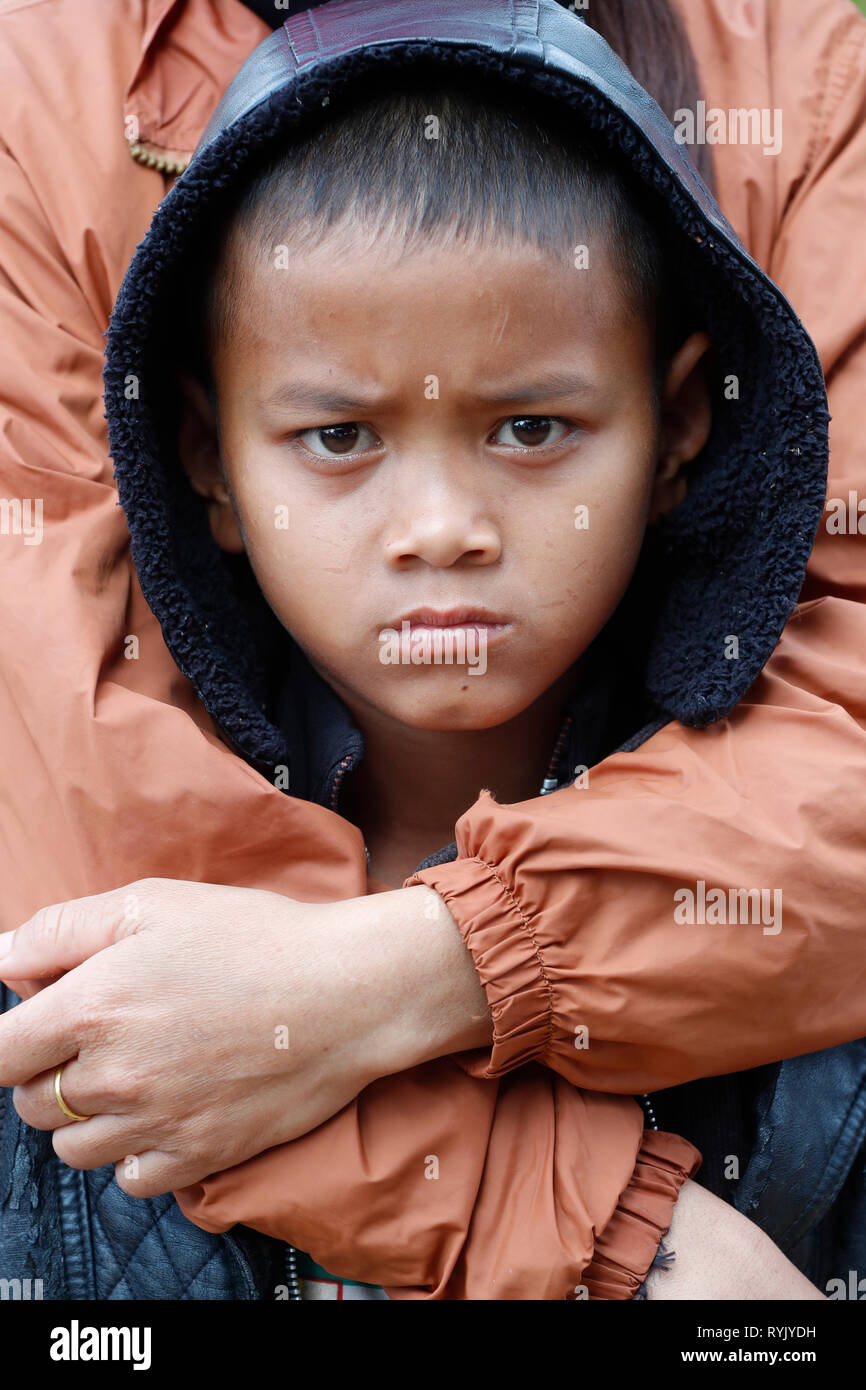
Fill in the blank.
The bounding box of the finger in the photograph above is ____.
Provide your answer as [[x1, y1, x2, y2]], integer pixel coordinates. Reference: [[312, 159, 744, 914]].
[[11, 1050, 111, 1128], [0, 880, 154, 980], [16, 1047, 147, 1132], [115, 1149, 211, 1200], [14, 1071, 82, 1131], [1, 973, 66, 1001], [0, 968, 101, 1085], [53, 1119, 154, 1176]]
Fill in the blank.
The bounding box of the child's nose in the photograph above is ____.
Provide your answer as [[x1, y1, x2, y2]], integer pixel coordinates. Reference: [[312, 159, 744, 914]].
[[383, 511, 502, 569]]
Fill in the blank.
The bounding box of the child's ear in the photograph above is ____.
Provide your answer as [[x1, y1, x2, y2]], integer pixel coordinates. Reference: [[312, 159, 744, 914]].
[[175, 371, 245, 554], [648, 330, 713, 524]]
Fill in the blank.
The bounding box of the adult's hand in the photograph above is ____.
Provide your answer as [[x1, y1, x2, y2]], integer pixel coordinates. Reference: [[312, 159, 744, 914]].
[[0, 878, 491, 1195]]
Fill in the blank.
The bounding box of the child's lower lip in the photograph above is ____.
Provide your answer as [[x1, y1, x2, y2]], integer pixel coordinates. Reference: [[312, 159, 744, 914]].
[[406, 622, 511, 640]]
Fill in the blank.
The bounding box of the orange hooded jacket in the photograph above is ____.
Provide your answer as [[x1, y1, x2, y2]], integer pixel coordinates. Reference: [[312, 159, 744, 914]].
[[0, 0, 864, 1298]]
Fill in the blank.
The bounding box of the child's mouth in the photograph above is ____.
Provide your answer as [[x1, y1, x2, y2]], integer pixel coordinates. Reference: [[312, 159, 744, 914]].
[[377, 610, 511, 675], [393, 606, 512, 633]]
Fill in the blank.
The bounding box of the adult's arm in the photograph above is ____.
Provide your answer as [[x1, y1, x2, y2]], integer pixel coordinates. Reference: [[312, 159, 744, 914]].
[[404, 0, 866, 1091], [0, 878, 699, 1301], [0, 3, 374, 935]]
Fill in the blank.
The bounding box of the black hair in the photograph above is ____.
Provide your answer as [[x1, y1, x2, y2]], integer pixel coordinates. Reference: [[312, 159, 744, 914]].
[[184, 1, 711, 403]]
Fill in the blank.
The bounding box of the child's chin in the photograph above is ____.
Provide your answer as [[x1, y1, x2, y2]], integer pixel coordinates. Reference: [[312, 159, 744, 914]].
[[384, 688, 531, 734]]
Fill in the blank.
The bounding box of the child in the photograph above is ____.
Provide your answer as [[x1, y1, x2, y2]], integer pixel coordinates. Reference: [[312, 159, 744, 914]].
[[99, 2, 834, 1297], [173, 77, 715, 1299]]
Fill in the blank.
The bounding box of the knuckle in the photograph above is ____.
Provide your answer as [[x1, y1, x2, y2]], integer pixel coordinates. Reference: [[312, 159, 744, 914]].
[[115, 878, 165, 934], [129, 876, 167, 899], [163, 1113, 203, 1157], [91, 1062, 127, 1103], [179, 1136, 211, 1173], [126, 876, 162, 893], [70, 992, 114, 1040], [95, 1056, 151, 1108], [118, 1064, 150, 1107]]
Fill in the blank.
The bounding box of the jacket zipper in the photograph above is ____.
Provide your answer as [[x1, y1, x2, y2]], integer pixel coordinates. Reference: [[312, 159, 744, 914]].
[[325, 752, 373, 865], [284, 1242, 302, 1300], [638, 1094, 659, 1130], [324, 752, 357, 812]]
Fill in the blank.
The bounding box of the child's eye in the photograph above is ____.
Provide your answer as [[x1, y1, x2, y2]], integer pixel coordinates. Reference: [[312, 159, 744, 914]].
[[491, 416, 572, 449], [296, 422, 379, 457]]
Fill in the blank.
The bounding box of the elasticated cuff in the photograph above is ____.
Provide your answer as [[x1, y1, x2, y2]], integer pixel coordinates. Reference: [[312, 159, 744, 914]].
[[405, 855, 554, 1078], [580, 1129, 703, 1300]]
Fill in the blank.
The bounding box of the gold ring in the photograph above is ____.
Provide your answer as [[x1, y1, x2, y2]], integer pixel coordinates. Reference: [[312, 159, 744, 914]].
[[53, 1064, 90, 1122]]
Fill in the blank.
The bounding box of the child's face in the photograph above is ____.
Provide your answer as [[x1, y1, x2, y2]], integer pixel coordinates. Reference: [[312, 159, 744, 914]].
[[180, 227, 710, 733]]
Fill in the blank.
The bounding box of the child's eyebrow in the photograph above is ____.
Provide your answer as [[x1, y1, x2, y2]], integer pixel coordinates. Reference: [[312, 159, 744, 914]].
[[258, 381, 385, 415], [259, 369, 595, 416], [473, 369, 595, 405]]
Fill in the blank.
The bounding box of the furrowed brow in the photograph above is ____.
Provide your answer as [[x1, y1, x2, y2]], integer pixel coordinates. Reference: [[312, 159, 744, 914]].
[[259, 381, 386, 415], [258, 370, 595, 416], [472, 370, 595, 405]]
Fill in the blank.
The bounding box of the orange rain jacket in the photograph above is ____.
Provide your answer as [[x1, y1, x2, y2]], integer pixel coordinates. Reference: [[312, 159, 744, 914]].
[[0, 0, 864, 1299]]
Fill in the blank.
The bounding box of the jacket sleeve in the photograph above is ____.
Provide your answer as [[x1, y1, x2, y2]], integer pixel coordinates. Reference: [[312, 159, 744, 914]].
[[175, 1060, 700, 1300], [0, 122, 370, 932], [404, 0, 866, 1094]]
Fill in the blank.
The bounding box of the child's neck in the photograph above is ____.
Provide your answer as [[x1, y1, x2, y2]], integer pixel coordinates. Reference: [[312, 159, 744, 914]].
[[339, 664, 579, 886]]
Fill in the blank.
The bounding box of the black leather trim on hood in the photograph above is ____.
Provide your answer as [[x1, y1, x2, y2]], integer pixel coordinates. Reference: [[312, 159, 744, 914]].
[[104, 0, 829, 781]]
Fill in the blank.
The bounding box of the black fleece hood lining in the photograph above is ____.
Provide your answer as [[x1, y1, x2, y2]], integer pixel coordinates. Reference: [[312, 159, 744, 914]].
[[104, 37, 829, 780]]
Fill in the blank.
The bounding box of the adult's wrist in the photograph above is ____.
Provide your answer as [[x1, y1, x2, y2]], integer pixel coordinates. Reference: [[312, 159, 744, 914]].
[[321, 885, 493, 1082], [401, 884, 494, 1063]]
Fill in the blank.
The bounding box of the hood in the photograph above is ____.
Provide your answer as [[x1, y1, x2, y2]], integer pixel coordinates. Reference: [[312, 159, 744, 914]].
[[103, 0, 829, 803]]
